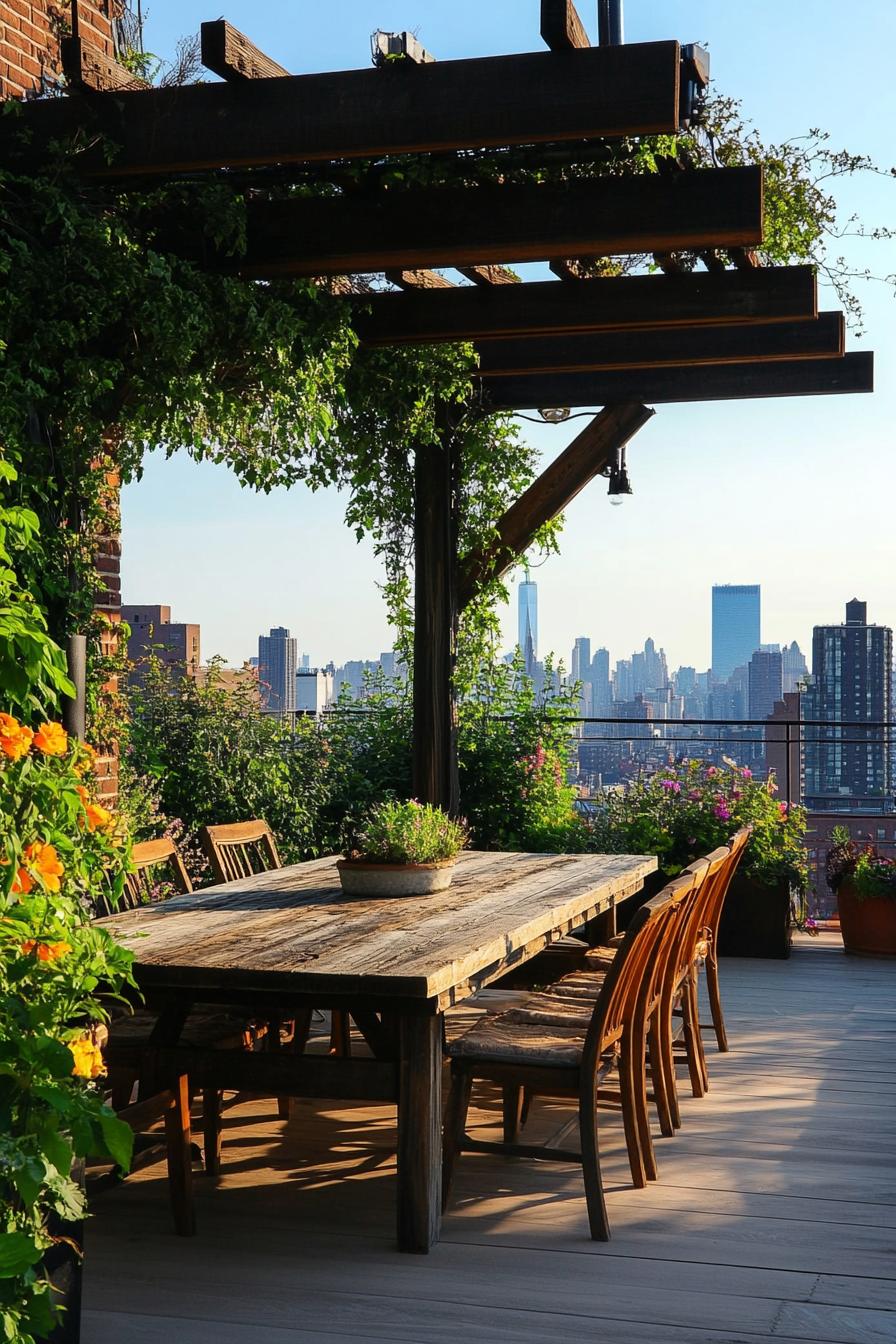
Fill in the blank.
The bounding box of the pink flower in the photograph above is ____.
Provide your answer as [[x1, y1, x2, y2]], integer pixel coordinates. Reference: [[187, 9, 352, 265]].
[[741, 767, 752, 780], [660, 779, 681, 794], [688, 789, 702, 801], [779, 801, 789, 818], [714, 804, 731, 821], [706, 766, 718, 778]]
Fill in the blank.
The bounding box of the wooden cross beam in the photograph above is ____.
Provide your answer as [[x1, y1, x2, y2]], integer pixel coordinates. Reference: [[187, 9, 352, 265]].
[[541, 0, 591, 50], [352, 268, 818, 347], [482, 352, 874, 409], [3, 41, 683, 176], [60, 36, 148, 91], [476, 312, 844, 377], [239, 168, 763, 277], [200, 21, 290, 81], [459, 404, 654, 606]]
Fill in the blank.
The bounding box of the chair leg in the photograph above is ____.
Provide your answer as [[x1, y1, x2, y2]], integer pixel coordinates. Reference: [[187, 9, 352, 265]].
[[648, 1016, 674, 1139], [520, 1088, 532, 1129], [330, 1010, 351, 1057], [164, 1074, 195, 1237], [659, 996, 682, 1130], [682, 975, 708, 1098], [629, 1020, 657, 1183], [441, 1068, 473, 1213], [264, 1017, 292, 1119], [617, 1050, 647, 1189], [292, 1008, 313, 1055], [579, 1074, 610, 1241], [502, 1085, 525, 1143], [705, 950, 730, 1051], [202, 1088, 222, 1177]]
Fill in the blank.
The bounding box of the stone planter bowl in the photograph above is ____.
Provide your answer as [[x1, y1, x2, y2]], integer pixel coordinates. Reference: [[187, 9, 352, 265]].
[[336, 858, 457, 897]]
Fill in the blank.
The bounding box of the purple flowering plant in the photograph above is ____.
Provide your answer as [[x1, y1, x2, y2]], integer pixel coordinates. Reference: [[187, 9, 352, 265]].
[[588, 759, 808, 890], [825, 827, 896, 902]]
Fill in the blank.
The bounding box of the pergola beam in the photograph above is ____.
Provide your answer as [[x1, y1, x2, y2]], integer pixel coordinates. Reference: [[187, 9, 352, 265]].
[[459, 404, 654, 606], [2, 41, 683, 176], [60, 36, 148, 91], [353, 268, 818, 347], [200, 21, 290, 81], [541, 0, 591, 51], [476, 312, 844, 377], [239, 167, 763, 277], [483, 352, 874, 408]]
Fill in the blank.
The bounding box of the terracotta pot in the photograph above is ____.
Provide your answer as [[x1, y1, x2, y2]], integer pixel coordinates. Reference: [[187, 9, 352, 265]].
[[837, 881, 896, 957], [336, 857, 456, 897], [717, 873, 793, 959]]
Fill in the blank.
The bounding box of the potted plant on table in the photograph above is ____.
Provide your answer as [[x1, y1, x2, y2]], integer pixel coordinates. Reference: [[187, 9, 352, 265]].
[[337, 799, 467, 896], [826, 827, 896, 956], [587, 760, 809, 958]]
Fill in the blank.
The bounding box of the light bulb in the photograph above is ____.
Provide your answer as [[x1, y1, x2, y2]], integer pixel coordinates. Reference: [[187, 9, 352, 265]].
[[610, 495, 625, 506]]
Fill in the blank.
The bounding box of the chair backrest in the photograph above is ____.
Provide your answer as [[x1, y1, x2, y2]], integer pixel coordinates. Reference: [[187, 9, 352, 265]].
[[582, 866, 707, 1075], [116, 837, 193, 914], [199, 819, 282, 884]]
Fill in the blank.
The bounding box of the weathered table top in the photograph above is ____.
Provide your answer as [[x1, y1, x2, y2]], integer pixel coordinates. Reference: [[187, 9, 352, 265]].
[[96, 850, 656, 1008]]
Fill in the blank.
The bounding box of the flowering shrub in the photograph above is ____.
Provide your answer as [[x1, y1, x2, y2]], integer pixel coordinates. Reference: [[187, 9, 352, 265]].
[[588, 760, 809, 890], [0, 715, 136, 1343], [346, 800, 467, 865], [825, 827, 896, 901]]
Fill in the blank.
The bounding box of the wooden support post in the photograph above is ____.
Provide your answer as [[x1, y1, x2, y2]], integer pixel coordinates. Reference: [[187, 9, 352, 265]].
[[397, 1014, 443, 1252], [460, 403, 654, 605], [412, 414, 459, 814]]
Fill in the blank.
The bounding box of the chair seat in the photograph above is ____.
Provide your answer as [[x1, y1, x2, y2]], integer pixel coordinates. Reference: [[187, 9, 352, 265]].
[[107, 1005, 249, 1052], [545, 970, 607, 1002], [446, 1014, 586, 1067], [583, 945, 618, 970], [502, 993, 594, 1029]]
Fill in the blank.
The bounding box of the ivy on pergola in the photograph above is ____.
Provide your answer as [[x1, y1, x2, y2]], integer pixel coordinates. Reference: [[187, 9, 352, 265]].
[[0, 0, 875, 812]]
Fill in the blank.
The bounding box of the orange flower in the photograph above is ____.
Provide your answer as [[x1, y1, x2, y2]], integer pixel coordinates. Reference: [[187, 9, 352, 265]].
[[69, 1036, 106, 1080], [33, 722, 68, 756], [21, 939, 71, 962], [22, 841, 64, 892], [86, 801, 113, 832], [10, 867, 34, 895], [0, 713, 33, 761]]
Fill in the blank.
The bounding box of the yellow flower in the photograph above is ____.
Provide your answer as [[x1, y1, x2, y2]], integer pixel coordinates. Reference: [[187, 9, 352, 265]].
[[32, 722, 68, 756], [74, 743, 98, 777], [21, 939, 71, 962], [22, 841, 65, 892], [69, 1036, 106, 1080], [0, 713, 33, 761]]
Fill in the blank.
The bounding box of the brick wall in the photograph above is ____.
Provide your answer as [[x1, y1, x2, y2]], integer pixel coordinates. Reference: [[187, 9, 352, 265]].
[[2, 17, 125, 800], [0, 1, 121, 100]]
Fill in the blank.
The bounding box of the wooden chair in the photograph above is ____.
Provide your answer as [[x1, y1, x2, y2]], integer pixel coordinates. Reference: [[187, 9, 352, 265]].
[[199, 820, 352, 1061], [102, 837, 259, 1196], [442, 872, 702, 1240], [698, 825, 751, 1053]]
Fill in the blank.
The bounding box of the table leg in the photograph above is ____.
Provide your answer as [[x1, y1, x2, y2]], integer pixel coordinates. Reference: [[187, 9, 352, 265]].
[[397, 1014, 442, 1253]]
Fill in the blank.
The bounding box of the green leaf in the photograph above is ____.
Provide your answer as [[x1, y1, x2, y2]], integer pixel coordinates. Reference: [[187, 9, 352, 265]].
[[98, 1109, 134, 1172], [0, 1231, 42, 1278]]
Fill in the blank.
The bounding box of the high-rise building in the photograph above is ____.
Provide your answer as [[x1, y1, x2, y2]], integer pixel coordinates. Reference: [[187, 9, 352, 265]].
[[804, 599, 894, 812], [614, 658, 634, 702], [591, 648, 612, 714], [570, 637, 592, 720], [748, 649, 784, 721], [712, 584, 760, 683], [123, 604, 200, 681], [296, 667, 334, 716], [782, 640, 808, 694], [257, 626, 297, 713], [518, 576, 538, 676]]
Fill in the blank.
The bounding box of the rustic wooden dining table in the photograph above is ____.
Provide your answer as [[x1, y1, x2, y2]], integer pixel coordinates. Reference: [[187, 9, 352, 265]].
[[96, 849, 657, 1252]]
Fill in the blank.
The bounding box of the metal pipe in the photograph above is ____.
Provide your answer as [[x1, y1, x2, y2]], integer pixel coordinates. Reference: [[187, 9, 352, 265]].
[[62, 634, 87, 740], [598, 0, 624, 46]]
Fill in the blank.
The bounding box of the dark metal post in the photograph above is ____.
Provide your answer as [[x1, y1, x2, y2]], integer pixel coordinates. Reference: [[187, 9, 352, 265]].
[[598, 0, 624, 46], [62, 634, 87, 739]]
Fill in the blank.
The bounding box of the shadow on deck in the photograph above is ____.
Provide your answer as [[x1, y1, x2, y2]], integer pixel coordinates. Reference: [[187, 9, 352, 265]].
[[82, 934, 896, 1344]]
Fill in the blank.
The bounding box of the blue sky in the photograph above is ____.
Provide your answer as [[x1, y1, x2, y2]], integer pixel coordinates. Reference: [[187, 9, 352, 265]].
[[123, 1, 896, 671]]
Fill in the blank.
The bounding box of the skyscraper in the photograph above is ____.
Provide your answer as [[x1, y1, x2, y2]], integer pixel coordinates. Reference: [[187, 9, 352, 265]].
[[712, 584, 761, 682], [804, 599, 894, 812], [591, 648, 612, 714], [518, 576, 538, 677], [257, 626, 297, 713], [748, 648, 784, 720], [782, 640, 808, 694]]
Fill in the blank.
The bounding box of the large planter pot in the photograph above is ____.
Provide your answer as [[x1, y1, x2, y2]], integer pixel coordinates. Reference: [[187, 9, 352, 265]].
[[837, 881, 896, 957], [336, 857, 456, 897], [718, 873, 793, 959]]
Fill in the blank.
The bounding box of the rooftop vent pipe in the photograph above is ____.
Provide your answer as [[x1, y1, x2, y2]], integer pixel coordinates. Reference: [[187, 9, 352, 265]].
[[598, 0, 624, 45]]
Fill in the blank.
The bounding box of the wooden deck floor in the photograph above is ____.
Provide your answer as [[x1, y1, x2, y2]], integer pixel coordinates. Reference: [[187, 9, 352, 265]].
[[82, 933, 896, 1344]]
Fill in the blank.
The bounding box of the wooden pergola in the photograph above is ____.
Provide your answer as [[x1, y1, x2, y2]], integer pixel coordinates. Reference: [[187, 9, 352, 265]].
[[4, 0, 874, 814]]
